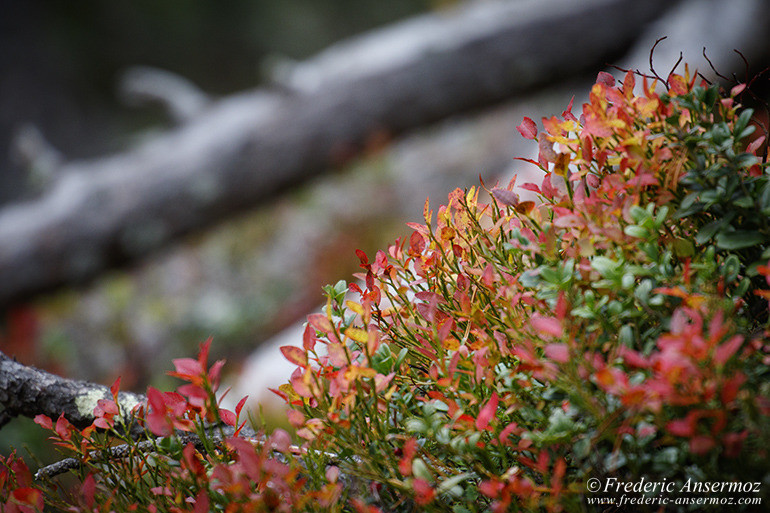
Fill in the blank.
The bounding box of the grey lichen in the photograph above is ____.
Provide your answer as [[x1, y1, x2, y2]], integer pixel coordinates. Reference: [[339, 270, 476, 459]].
[[75, 389, 143, 422]]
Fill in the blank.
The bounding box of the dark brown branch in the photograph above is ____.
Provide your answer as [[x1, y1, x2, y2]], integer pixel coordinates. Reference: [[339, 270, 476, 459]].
[[0, 0, 678, 310]]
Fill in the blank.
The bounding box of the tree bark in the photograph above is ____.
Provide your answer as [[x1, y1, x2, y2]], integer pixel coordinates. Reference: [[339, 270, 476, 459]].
[[0, 350, 145, 435], [0, 0, 678, 309]]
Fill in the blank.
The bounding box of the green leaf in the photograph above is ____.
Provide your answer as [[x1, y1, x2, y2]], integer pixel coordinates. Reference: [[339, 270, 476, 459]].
[[437, 472, 473, 496], [394, 347, 409, 369], [519, 269, 541, 288], [634, 279, 653, 303], [715, 231, 765, 250], [732, 195, 754, 209], [735, 153, 759, 169], [619, 324, 634, 346], [695, 220, 720, 245], [735, 277, 751, 296], [704, 85, 718, 108], [405, 418, 427, 434], [629, 206, 649, 224], [623, 225, 649, 239], [734, 108, 754, 139], [591, 256, 620, 278], [721, 254, 741, 283], [738, 125, 756, 141]]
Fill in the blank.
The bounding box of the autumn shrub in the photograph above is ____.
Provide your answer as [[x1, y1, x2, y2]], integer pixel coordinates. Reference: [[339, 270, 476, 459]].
[[277, 69, 770, 512], [4, 67, 770, 512]]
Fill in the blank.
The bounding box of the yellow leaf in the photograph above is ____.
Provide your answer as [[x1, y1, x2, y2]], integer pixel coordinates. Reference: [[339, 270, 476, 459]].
[[345, 327, 369, 344], [423, 197, 432, 223], [346, 300, 365, 316], [279, 383, 300, 402], [345, 366, 377, 381]]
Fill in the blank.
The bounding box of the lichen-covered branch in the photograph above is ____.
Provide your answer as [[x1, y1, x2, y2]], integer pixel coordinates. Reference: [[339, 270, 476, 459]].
[[0, 350, 145, 435], [0, 0, 677, 309]]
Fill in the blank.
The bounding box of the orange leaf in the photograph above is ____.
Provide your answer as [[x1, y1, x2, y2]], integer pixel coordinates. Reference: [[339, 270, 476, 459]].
[[280, 345, 308, 367], [307, 313, 334, 334]]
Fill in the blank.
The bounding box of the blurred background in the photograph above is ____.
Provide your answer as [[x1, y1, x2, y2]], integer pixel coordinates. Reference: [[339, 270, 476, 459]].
[[2, 0, 770, 457]]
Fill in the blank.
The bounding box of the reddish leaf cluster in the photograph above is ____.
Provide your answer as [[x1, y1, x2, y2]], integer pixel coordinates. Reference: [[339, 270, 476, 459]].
[[279, 68, 770, 512]]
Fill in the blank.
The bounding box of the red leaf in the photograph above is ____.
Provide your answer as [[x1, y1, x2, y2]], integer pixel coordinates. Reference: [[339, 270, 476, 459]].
[[399, 438, 417, 476], [270, 428, 292, 452], [280, 345, 308, 367], [721, 373, 746, 404], [618, 346, 650, 369], [747, 135, 765, 154], [479, 479, 503, 498], [596, 71, 615, 87], [689, 435, 715, 455], [374, 250, 388, 270], [668, 73, 689, 95], [11, 487, 44, 510], [287, 409, 305, 428], [55, 414, 72, 441], [490, 188, 520, 207], [307, 313, 334, 334], [234, 396, 248, 417], [193, 491, 210, 513], [622, 70, 635, 96], [714, 335, 743, 365], [481, 264, 496, 288], [544, 343, 569, 363], [355, 249, 369, 266], [208, 359, 225, 389], [667, 418, 694, 437], [476, 392, 499, 431], [171, 357, 204, 380], [327, 343, 348, 367], [109, 376, 121, 400], [561, 96, 576, 121], [516, 117, 537, 139], [531, 315, 563, 338], [302, 323, 317, 352], [197, 337, 212, 369], [81, 474, 96, 508], [514, 157, 541, 168], [555, 291, 568, 320], [34, 414, 52, 430], [409, 231, 426, 255], [220, 408, 236, 426], [412, 479, 435, 506], [538, 135, 558, 164]]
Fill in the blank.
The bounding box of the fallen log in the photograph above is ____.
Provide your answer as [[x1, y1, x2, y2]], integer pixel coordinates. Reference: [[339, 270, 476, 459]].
[[0, 0, 677, 309]]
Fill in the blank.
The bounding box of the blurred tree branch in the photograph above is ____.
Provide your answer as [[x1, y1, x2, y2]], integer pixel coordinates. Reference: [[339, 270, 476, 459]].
[[0, 350, 145, 436], [0, 0, 677, 309]]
